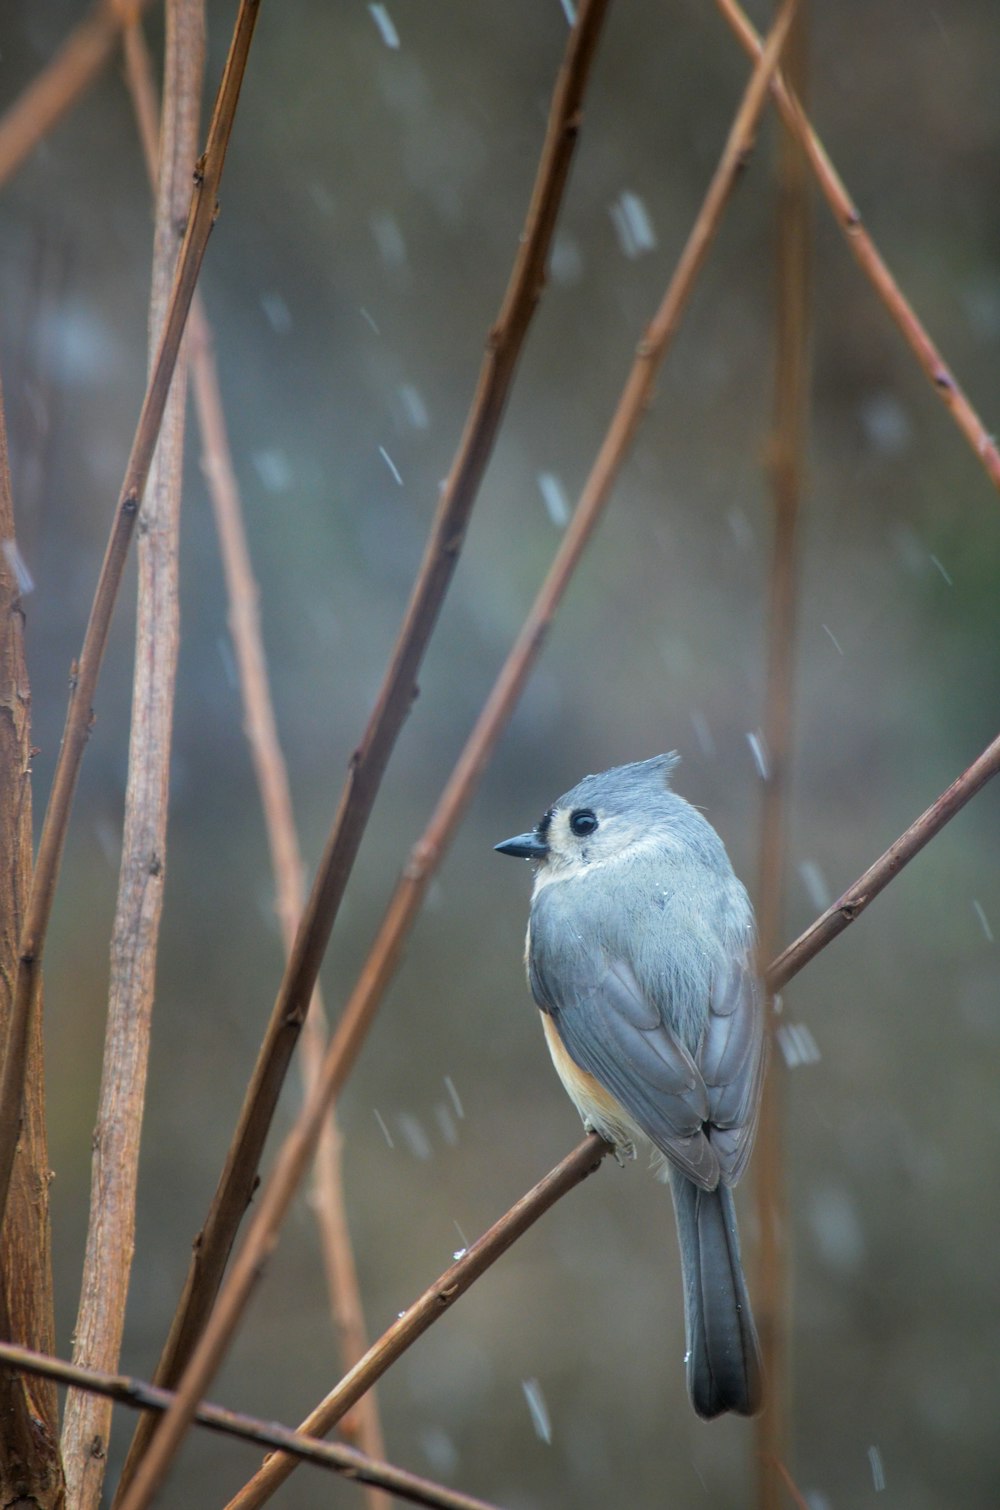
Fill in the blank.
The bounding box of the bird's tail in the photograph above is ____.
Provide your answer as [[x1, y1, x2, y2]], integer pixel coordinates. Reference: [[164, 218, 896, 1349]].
[[670, 1174, 763, 1419]]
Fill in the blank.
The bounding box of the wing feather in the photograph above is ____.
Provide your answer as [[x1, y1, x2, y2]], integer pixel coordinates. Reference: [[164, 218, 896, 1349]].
[[530, 918, 718, 1187], [528, 879, 763, 1190], [702, 955, 766, 1183]]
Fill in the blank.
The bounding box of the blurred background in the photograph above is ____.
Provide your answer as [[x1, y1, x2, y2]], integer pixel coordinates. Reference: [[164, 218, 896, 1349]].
[[2, 0, 1000, 1504]]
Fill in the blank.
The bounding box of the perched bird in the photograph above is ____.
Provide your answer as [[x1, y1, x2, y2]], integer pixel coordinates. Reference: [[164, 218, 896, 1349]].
[[495, 753, 764, 1419]]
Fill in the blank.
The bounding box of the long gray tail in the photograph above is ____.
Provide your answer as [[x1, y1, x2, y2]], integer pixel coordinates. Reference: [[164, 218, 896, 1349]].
[[670, 1175, 763, 1419]]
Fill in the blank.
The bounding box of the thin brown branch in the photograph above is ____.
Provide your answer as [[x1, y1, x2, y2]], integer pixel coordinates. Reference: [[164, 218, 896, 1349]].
[[121, 18, 161, 173], [225, 1137, 611, 1510], [59, 5, 204, 1504], [0, 379, 64, 1504], [0, 0, 260, 1227], [715, 0, 1000, 495], [112, 24, 388, 1503], [121, 0, 613, 1480], [762, 1454, 812, 1510], [754, 8, 810, 1506], [119, 12, 800, 1506], [192, 320, 306, 969], [121, 1126, 605, 1510], [768, 729, 1000, 993], [0, 0, 155, 190], [0, 1344, 505, 1510], [190, 279, 390, 1501]]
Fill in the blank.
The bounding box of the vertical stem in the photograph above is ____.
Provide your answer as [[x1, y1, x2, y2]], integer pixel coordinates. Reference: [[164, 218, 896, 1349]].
[[754, 6, 810, 1506], [0, 0, 260, 1228], [0, 381, 64, 1506], [115, 25, 389, 1503], [59, 5, 204, 1504]]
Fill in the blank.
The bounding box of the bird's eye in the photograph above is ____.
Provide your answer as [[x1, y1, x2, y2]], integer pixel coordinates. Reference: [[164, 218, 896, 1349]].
[[569, 808, 598, 837]]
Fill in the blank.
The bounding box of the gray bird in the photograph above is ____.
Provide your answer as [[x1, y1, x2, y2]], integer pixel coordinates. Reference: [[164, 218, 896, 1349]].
[[495, 753, 764, 1419]]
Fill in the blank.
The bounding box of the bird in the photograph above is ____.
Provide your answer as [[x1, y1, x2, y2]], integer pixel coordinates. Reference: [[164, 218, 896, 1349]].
[[495, 752, 764, 1419]]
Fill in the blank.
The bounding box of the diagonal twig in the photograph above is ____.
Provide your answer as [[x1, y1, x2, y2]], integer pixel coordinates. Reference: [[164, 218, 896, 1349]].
[[124, 9, 802, 1507], [768, 729, 1000, 994], [0, 0, 262, 1227], [0, 0, 155, 189], [0, 1344, 505, 1510], [119, 1, 614, 1486], [59, 4, 205, 1504], [714, 0, 1000, 496], [224, 1137, 612, 1510]]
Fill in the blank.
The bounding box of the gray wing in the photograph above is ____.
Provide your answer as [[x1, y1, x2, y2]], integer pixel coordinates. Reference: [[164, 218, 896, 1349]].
[[529, 913, 719, 1188], [529, 885, 763, 1190], [700, 951, 765, 1185]]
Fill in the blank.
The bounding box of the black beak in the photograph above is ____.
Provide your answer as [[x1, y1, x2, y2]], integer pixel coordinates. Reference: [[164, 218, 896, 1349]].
[[494, 830, 549, 860]]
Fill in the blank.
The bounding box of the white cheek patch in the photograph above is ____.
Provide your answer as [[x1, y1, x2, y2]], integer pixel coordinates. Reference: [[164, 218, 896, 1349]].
[[531, 856, 582, 892]]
